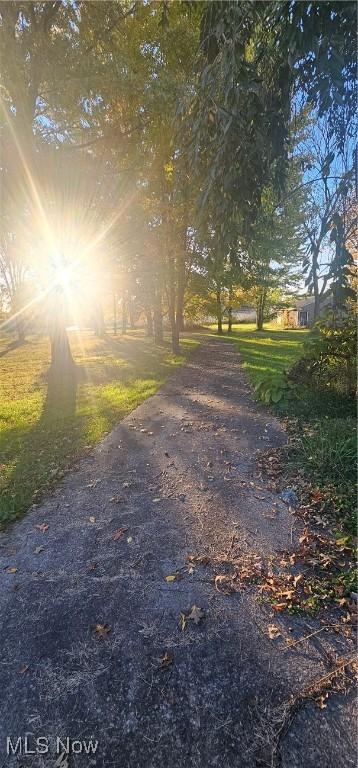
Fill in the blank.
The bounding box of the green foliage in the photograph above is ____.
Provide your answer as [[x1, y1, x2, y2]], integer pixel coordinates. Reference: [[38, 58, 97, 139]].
[[291, 419, 356, 488], [288, 418, 357, 533], [289, 311, 357, 396], [253, 374, 290, 405]]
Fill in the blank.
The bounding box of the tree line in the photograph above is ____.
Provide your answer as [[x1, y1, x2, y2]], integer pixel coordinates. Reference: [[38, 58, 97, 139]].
[[0, 0, 356, 366]]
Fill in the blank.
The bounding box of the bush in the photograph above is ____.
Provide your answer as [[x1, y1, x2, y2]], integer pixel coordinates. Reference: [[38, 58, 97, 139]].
[[288, 311, 357, 396], [253, 373, 290, 404]]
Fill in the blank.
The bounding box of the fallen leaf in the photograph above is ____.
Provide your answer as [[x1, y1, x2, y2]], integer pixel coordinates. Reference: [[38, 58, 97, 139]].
[[160, 651, 173, 670], [215, 574, 235, 595], [187, 605, 205, 625], [19, 665, 29, 674], [336, 536, 350, 548], [267, 624, 281, 640], [127, 536, 133, 544], [34, 546, 44, 554], [89, 563, 97, 572], [315, 692, 328, 709], [89, 516, 96, 523], [293, 574, 303, 588], [6, 567, 18, 574], [94, 623, 111, 639], [109, 496, 124, 504], [272, 602, 287, 612], [179, 612, 187, 631], [165, 573, 181, 583], [152, 498, 161, 503], [35, 523, 49, 533], [112, 528, 128, 541]]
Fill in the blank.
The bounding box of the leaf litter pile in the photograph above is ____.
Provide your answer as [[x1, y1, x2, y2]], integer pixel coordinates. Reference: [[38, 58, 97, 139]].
[[256, 447, 357, 624], [184, 529, 357, 630]]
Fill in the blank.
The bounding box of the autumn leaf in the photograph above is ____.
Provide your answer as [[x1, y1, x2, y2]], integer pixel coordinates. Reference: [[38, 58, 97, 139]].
[[315, 692, 328, 709], [187, 605, 205, 625], [165, 572, 181, 583], [267, 624, 281, 640], [335, 536, 350, 548], [6, 567, 18, 574], [160, 651, 173, 670], [19, 665, 29, 674], [187, 554, 210, 566], [293, 574, 303, 588], [89, 516, 96, 523], [215, 574, 235, 595], [94, 623, 111, 639], [34, 546, 44, 554], [35, 523, 49, 533], [112, 527, 128, 541], [179, 612, 187, 632], [272, 602, 287, 612]]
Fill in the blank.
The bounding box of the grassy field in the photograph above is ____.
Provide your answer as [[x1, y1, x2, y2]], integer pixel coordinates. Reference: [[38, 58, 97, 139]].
[[0, 330, 198, 525]]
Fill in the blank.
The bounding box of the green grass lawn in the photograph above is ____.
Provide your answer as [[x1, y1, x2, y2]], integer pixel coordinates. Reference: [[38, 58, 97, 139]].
[[210, 322, 309, 385], [0, 330, 198, 525]]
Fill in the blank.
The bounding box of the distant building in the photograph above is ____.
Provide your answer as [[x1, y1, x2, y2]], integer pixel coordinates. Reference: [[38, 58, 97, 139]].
[[276, 294, 334, 328]]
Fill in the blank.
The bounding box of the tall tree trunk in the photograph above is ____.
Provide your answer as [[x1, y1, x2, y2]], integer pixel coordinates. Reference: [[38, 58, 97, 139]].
[[227, 288, 233, 333], [94, 302, 105, 337], [49, 289, 74, 372], [113, 293, 117, 335], [216, 289, 223, 334], [153, 290, 163, 345], [256, 290, 266, 331], [176, 252, 186, 333], [312, 248, 320, 319], [145, 307, 153, 337], [128, 298, 135, 330], [121, 291, 127, 334], [168, 251, 180, 355]]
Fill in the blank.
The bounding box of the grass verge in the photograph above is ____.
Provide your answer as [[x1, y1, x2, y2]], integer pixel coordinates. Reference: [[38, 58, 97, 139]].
[[0, 329, 198, 525], [208, 323, 356, 536]]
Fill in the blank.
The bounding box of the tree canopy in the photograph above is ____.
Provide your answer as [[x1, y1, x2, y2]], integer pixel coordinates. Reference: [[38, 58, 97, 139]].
[[0, 0, 356, 356]]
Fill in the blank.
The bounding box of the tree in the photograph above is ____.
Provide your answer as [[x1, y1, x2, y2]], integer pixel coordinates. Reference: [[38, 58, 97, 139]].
[[298, 114, 356, 316]]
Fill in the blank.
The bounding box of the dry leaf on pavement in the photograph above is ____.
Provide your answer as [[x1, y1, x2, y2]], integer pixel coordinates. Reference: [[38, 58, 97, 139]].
[[160, 651, 173, 670], [187, 605, 205, 625], [179, 612, 187, 631], [94, 623, 111, 640], [165, 572, 181, 583], [267, 624, 281, 640], [112, 528, 128, 541]]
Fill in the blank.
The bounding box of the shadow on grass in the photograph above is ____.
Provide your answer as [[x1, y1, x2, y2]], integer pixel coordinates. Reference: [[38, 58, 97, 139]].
[[0, 339, 26, 359], [0, 364, 80, 523], [0, 335, 197, 525]]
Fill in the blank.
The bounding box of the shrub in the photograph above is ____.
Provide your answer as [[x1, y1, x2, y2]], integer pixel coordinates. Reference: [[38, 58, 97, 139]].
[[288, 311, 357, 396], [253, 374, 290, 404]]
